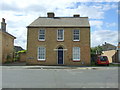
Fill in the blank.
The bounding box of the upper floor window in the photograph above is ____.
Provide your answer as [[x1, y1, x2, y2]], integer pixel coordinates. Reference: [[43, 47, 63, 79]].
[[57, 29, 64, 41], [39, 29, 45, 41], [73, 47, 80, 61], [73, 30, 80, 41], [38, 47, 46, 61]]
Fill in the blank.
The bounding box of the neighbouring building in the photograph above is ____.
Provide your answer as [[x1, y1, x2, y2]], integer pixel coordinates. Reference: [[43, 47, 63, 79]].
[[14, 46, 24, 52], [14, 46, 25, 62], [101, 42, 117, 51], [0, 29, 2, 64], [102, 50, 117, 63], [0, 18, 16, 63], [118, 42, 120, 62], [26, 12, 90, 66], [112, 42, 120, 63], [101, 42, 120, 63]]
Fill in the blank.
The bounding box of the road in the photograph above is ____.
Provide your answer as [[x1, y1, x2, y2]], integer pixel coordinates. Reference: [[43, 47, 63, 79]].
[[1, 66, 119, 88]]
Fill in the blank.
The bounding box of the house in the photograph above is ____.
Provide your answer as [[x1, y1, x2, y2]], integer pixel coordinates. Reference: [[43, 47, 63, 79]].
[[0, 18, 16, 63], [111, 42, 120, 63], [14, 46, 24, 52], [102, 50, 117, 63], [101, 42, 120, 63], [101, 42, 117, 51], [26, 12, 90, 66], [14, 46, 25, 62], [117, 42, 120, 62]]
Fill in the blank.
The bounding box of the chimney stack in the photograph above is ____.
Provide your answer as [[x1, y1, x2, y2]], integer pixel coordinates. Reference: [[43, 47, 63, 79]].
[[47, 12, 55, 18], [73, 14, 80, 17], [1, 18, 6, 32], [105, 42, 107, 45]]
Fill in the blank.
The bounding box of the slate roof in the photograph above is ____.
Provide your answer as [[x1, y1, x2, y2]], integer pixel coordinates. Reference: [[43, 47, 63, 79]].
[[27, 17, 90, 28], [14, 46, 24, 52], [0, 29, 16, 39]]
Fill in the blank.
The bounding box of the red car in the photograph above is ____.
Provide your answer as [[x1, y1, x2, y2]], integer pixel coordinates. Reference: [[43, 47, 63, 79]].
[[95, 56, 109, 66]]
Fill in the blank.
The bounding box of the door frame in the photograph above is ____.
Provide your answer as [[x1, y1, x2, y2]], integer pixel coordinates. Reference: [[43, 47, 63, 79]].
[[57, 48, 64, 65]]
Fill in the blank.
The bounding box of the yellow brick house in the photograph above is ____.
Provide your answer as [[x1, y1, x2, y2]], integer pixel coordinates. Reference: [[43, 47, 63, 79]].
[[26, 12, 90, 66], [0, 18, 16, 63]]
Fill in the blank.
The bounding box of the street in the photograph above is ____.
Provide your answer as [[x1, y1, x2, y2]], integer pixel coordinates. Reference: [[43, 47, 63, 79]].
[[1, 66, 119, 88]]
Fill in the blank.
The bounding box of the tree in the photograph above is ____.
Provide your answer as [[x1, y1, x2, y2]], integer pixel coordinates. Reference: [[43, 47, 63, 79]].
[[91, 45, 103, 62], [14, 50, 27, 61], [91, 45, 103, 55]]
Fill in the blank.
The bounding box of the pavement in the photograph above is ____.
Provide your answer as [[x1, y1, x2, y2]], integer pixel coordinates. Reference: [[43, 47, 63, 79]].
[[1, 61, 119, 70], [1, 65, 115, 70]]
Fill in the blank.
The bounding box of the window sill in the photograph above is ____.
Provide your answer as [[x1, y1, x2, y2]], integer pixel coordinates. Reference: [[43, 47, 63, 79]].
[[57, 40, 64, 42], [73, 40, 80, 42], [38, 39, 45, 41], [73, 60, 80, 62], [37, 59, 46, 61]]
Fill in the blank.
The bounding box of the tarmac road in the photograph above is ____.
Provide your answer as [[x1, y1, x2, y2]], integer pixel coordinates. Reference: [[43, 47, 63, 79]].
[[1, 66, 119, 88]]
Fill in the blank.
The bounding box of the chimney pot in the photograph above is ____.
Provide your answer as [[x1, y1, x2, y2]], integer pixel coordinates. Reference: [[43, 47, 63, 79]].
[[47, 12, 55, 18], [2, 18, 5, 22], [105, 42, 107, 45], [73, 14, 80, 17]]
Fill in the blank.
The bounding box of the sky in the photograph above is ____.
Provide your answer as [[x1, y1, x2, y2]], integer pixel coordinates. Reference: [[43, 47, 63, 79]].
[[0, 0, 119, 49]]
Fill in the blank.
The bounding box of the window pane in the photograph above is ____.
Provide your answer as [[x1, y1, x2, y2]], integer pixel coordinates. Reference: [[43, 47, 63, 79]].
[[39, 30, 45, 40], [74, 30, 79, 34], [74, 35, 79, 40], [57, 29, 64, 40], [39, 35, 45, 39], [40, 30, 45, 34], [73, 30, 80, 41]]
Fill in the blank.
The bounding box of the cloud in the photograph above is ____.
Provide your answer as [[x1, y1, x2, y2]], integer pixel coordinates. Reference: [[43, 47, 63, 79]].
[[8, 27, 27, 49], [105, 22, 117, 28], [1, 2, 21, 12], [0, 0, 118, 49], [91, 30, 118, 47], [101, 3, 118, 11], [89, 20, 103, 29]]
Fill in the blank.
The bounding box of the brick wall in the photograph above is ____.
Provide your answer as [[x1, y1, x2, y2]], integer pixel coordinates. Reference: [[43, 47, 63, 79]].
[[19, 52, 26, 62], [2, 32, 15, 63], [27, 27, 90, 66]]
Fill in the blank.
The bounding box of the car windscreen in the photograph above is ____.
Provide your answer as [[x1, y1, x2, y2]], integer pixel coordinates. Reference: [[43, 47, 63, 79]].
[[100, 56, 108, 61]]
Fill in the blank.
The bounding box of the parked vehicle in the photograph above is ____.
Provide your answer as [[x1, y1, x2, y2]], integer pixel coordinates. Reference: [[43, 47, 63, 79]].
[[95, 56, 109, 66]]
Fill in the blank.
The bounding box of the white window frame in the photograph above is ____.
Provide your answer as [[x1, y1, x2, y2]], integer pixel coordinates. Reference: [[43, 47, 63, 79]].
[[57, 29, 64, 41], [38, 29, 45, 41], [37, 47, 46, 61], [73, 47, 80, 61], [73, 29, 80, 41]]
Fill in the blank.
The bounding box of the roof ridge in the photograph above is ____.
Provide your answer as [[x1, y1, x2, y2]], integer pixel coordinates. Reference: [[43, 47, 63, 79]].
[[38, 17, 88, 18]]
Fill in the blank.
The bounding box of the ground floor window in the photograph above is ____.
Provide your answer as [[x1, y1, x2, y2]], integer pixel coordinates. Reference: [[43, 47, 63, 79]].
[[73, 47, 80, 61], [38, 47, 46, 61]]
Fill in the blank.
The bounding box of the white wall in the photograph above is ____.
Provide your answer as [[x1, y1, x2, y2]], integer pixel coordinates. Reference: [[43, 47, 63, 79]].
[[0, 31, 2, 64], [119, 50, 120, 62]]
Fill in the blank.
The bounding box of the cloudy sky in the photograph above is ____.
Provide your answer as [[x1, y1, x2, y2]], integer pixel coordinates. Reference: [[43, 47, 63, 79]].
[[0, 0, 119, 49]]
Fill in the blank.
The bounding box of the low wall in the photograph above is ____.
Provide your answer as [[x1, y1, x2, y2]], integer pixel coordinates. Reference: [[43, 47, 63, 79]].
[[19, 52, 26, 62]]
